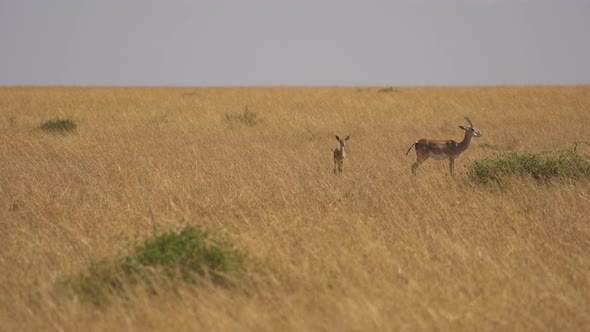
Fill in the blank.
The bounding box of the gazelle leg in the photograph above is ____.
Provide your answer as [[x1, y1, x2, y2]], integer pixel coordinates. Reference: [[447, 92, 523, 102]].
[[334, 159, 337, 174], [411, 161, 420, 175], [449, 158, 455, 176], [411, 156, 428, 176]]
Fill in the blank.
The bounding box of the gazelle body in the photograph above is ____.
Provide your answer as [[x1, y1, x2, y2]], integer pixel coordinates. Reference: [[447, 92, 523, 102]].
[[333, 135, 350, 173], [406, 115, 481, 176]]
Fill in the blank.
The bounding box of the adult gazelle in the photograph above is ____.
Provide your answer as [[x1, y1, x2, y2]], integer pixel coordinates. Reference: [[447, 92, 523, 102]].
[[406, 115, 481, 176]]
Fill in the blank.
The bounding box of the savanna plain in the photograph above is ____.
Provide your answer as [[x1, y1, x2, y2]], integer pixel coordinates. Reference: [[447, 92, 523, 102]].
[[1, 86, 590, 331]]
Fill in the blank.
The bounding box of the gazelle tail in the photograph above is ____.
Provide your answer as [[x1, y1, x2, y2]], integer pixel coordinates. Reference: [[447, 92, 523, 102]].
[[405, 142, 416, 156]]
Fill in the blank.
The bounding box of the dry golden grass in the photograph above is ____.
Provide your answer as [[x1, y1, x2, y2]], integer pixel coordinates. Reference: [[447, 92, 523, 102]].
[[1, 86, 590, 331]]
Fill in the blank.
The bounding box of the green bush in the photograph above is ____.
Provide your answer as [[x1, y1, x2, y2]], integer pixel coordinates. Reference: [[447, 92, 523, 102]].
[[40, 118, 77, 132], [70, 226, 244, 304], [125, 226, 244, 281], [467, 149, 590, 184], [225, 106, 258, 126]]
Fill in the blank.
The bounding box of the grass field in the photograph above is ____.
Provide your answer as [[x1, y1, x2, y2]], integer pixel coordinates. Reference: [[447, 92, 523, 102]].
[[1, 86, 589, 331]]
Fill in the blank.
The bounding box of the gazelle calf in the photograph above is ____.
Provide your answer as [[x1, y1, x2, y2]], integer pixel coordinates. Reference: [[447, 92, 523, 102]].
[[333, 135, 350, 173], [406, 115, 482, 176]]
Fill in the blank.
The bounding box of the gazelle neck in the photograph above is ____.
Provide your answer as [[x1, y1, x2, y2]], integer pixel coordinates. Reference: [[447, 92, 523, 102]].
[[457, 130, 473, 153]]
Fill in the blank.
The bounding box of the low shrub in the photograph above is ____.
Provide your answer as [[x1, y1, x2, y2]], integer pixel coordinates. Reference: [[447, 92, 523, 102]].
[[40, 118, 77, 132], [70, 226, 245, 304], [125, 226, 244, 281], [225, 106, 258, 126], [377, 87, 400, 93], [467, 149, 590, 184]]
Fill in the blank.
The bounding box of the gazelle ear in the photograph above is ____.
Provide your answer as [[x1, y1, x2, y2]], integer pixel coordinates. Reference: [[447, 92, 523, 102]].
[[335, 135, 340, 141], [345, 136, 350, 140], [458, 125, 466, 130]]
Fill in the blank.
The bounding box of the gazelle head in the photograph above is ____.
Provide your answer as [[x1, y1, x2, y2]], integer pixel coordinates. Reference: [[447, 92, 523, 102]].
[[335, 135, 350, 147], [458, 115, 482, 138]]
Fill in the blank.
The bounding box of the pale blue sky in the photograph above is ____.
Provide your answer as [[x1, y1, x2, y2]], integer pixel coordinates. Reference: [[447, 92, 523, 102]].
[[1, 0, 589, 86]]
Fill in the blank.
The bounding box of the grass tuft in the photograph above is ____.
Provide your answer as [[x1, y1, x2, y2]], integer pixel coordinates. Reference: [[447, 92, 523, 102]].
[[467, 149, 590, 184], [40, 118, 77, 132]]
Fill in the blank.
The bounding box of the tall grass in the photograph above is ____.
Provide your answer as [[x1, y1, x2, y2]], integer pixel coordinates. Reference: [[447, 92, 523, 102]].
[[1, 86, 589, 331]]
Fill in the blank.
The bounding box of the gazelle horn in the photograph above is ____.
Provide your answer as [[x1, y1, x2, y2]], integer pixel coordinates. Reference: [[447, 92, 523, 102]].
[[464, 115, 474, 128]]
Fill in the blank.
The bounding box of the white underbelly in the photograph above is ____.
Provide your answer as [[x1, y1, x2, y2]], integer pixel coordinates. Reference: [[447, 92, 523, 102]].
[[428, 152, 449, 160]]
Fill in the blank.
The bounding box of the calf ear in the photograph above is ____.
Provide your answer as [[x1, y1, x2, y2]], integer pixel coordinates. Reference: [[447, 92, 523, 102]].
[[345, 136, 350, 140], [335, 135, 340, 141]]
